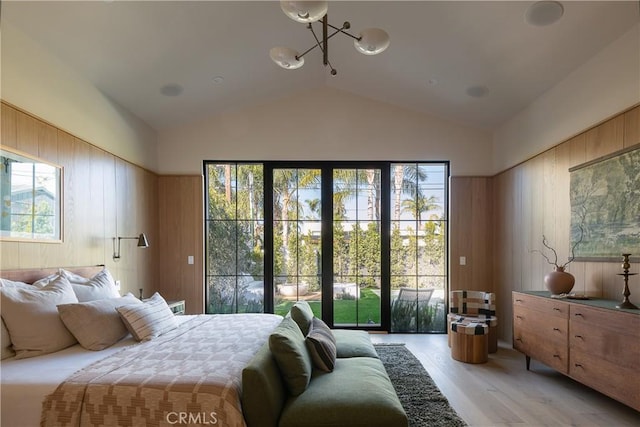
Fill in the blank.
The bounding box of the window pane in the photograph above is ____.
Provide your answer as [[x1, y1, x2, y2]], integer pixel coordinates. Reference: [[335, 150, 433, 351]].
[[207, 220, 237, 276]]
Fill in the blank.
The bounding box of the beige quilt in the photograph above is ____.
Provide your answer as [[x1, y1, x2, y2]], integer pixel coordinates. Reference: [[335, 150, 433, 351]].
[[41, 314, 283, 427]]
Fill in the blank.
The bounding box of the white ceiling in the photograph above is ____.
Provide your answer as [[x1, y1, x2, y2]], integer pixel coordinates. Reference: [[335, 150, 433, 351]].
[[3, 1, 639, 131]]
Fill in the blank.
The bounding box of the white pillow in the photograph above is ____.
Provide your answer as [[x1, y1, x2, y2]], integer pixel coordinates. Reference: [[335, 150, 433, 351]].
[[116, 292, 178, 341], [0, 276, 78, 359], [0, 278, 33, 289], [31, 272, 61, 288], [59, 269, 90, 284], [63, 268, 120, 302], [58, 293, 142, 350]]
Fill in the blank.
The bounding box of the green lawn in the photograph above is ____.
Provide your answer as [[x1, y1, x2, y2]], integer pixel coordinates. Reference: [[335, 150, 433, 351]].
[[275, 287, 381, 325]]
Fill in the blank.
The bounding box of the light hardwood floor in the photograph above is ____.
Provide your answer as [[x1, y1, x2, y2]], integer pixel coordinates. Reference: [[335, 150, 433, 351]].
[[370, 334, 640, 427]]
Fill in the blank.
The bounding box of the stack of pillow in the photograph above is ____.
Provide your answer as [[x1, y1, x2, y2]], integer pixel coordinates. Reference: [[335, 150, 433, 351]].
[[0, 268, 177, 360], [269, 302, 338, 396]]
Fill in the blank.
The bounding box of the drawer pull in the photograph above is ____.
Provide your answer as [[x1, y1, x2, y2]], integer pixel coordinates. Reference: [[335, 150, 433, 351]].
[[553, 307, 561, 311], [515, 299, 523, 302], [515, 338, 522, 342], [574, 335, 583, 339], [553, 354, 561, 358], [574, 313, 583, 317], [574, 363, 583, 368], [516, 315, 523, 319], [553, 327, 560, 331]]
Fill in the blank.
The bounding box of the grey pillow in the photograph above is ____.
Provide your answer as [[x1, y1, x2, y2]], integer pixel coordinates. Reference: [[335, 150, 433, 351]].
[[58, 293, 141, 350], [0, 276, 78, 359], [269, 317, 313, 396], [290, 300, 314, 336], [305, 317, 337, 372]]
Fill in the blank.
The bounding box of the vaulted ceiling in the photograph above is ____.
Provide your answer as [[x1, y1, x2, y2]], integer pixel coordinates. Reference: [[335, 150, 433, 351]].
[[3, 1, 638, 131]]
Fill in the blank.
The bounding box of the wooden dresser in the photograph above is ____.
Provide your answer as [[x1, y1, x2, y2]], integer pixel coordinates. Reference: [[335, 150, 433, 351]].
[[513, 291, 640, 412]]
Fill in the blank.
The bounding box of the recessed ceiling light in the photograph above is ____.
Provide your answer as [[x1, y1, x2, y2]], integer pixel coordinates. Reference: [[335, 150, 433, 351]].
[[212, 76, 224, 84], [466, 85, 489, 98], [160, 84, 183, 97], [525, 1, 564, 27]]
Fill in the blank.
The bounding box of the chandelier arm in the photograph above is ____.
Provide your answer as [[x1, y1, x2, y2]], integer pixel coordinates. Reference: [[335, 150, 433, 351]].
[[298, 25, 342, 60], [325, 22, 361, 41], [322, 14, 328, 66]]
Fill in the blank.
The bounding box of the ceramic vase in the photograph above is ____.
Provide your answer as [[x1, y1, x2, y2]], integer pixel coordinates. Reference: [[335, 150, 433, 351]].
[[544, 266, 575, 295]]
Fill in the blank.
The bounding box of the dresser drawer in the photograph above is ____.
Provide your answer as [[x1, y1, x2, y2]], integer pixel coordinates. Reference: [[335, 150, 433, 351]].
[[570, 349, 640, 412], [570, 304, 640, 337], [513, 328, 568, 374], [514, 306, 568, 343], [570, 319, 639, 369], [513, 292, 568, 318]]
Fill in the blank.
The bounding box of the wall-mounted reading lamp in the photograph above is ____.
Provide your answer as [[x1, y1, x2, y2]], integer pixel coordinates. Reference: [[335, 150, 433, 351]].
[[113, 233, 149, 261]]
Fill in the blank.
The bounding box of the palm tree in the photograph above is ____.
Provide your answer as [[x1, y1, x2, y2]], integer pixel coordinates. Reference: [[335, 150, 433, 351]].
[[401, 194, 439, 228], [392, 164, 429, 221]]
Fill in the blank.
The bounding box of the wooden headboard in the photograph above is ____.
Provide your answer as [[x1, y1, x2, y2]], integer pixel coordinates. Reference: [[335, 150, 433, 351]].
[[0, 265, 105, 284]]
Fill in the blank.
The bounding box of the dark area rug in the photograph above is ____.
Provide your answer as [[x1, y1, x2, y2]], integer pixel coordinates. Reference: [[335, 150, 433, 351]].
[[375, 344, 467, 427]]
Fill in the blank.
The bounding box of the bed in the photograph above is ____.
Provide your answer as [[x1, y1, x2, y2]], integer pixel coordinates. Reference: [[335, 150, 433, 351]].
[[0, 266, 282, 427]]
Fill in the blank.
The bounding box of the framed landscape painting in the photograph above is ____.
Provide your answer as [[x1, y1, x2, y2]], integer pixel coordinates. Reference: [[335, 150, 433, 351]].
[[569, 144, 640, 262]]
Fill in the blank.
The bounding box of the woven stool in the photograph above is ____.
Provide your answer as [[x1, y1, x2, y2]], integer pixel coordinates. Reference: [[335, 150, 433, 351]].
[[447, 314, 498, 353], [450, 320, 488, 364]]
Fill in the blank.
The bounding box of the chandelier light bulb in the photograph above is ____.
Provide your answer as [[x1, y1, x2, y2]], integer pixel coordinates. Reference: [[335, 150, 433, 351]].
[[354, 28, 390, 55], [270, 47, 304, 69], [280, 1, 328, 23]]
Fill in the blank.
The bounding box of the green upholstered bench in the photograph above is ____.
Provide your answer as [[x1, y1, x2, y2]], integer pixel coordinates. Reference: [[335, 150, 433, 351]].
[[242, 302, 408, 427]]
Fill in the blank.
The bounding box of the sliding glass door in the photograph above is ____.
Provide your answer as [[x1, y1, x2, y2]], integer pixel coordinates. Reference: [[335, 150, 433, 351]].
[[204, 161, 448, 333]]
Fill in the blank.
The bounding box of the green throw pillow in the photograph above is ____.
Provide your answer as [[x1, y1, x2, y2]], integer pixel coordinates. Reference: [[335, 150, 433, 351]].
[[305, 317, 337, 372], [290, 300, 314, 335], [269, 317, 313, 396]]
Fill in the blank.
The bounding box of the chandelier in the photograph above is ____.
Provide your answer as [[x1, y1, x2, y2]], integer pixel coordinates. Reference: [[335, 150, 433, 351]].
[[270, 1, 390, 75]]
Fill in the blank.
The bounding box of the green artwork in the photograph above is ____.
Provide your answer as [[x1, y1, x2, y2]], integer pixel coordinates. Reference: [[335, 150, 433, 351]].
[[570, 146, 640, 260]]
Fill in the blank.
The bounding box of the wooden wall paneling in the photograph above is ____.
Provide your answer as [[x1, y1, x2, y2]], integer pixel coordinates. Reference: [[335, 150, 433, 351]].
[[554, 143, 571, 271], [114, 159, 138, 296], [471, 177, 493, 293], [157, 176, 180, 300], [1, 103, 18, 148], [103, 155, 118, 274], [37, 121, 58, 163], [73, 137, 93, 266], [157, 176, 204, 314], [137, 168, 159, 299], [16, 110, 39, 154], [602, 262, 624, 301], [520, 161, 534, 291], [449, 177, 471, 290], [584, 115, 624, 162], [88, 145, 107, 263], [567, 134, 587, 292], [56, 130, 77, 265], [623, 106, 639, 146]]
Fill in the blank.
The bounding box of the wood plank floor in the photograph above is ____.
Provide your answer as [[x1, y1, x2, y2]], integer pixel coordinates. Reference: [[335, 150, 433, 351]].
[[370, 334, 640, 426]]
